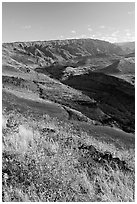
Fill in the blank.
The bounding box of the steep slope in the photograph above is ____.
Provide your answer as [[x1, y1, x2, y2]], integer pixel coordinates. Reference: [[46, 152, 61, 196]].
[[93, 55, 135, 84], [2, 71, 110, 127], [63, 73, 135, 133], [2, 39, 135, 202], [2, 39, 135, 132]]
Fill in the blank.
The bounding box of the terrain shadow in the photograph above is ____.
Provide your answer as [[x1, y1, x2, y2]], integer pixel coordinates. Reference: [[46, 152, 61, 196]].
[[63, 72, 135, 133]]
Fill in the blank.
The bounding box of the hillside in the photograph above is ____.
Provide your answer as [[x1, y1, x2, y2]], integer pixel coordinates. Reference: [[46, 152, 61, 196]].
[[2, 38, 135, 202], [63, 72, 135, 133], [2, 38, 135, 132], [3, 38, 124, 66], [2, 39, 124, 77], [115, 42, 135, 54], [93, 55, 135, 84]]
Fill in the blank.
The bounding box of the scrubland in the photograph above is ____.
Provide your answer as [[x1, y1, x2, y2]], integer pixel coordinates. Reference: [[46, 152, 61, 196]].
[[2, 109, 135, 202]]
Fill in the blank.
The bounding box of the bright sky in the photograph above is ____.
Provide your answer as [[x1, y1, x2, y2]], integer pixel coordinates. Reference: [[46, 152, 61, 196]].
[[2, 2, 135, 43]]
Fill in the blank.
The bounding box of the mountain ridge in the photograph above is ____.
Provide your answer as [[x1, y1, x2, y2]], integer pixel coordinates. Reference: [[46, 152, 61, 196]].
[[2, 38, 135, 133]]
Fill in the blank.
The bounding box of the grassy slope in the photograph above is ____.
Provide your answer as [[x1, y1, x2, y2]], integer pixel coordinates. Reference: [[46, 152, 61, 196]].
[[2, 68, 109, 126], [2, 110, 135, 202], [2, 68, 135, 202], [2, 41, 135, 202], [71, 121, 134, 150], [2, 88, 68, 120]]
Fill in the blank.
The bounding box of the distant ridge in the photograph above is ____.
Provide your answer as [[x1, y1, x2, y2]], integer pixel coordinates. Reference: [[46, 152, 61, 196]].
[[114, 41, 135, 54]]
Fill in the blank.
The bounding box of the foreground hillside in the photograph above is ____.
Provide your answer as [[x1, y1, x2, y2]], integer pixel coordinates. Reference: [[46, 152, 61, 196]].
[[2, 38, 135, 202], [2, 109, 135, 202]]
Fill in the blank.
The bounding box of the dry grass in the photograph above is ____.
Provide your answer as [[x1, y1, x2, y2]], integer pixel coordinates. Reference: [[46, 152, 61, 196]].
[[2, 110, 135, 202]]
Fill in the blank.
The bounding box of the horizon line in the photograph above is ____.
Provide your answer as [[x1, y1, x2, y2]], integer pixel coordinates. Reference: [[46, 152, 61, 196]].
[[2, 37, 135, 44]]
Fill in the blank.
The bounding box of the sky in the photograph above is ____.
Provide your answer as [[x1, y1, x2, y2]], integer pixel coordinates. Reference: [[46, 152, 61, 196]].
[[2, 2, 135, 43]]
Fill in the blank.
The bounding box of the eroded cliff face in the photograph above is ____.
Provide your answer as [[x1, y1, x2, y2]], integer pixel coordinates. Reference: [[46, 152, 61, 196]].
[[2, 38, 124, 69]]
